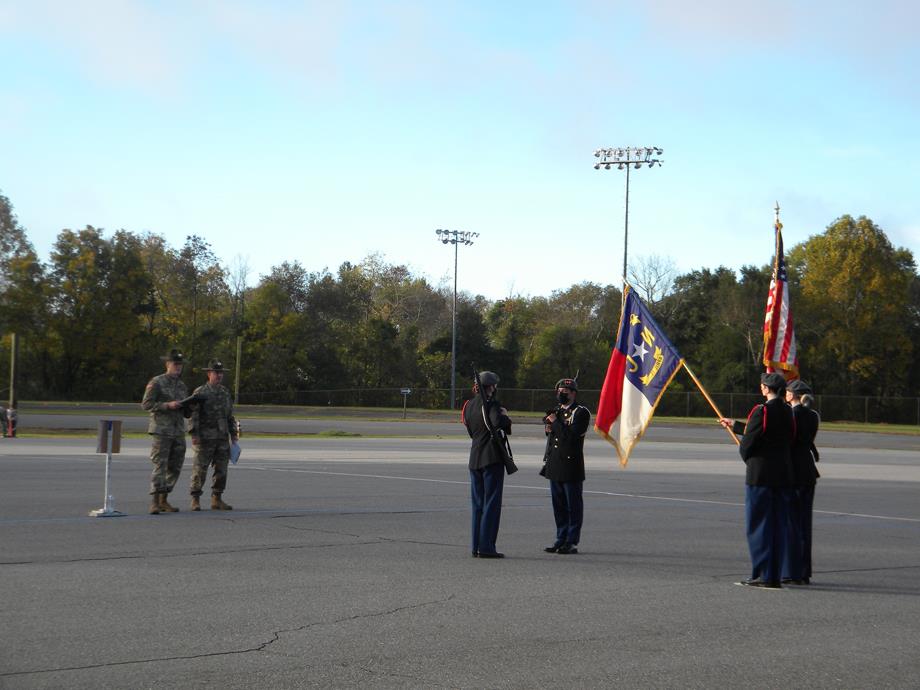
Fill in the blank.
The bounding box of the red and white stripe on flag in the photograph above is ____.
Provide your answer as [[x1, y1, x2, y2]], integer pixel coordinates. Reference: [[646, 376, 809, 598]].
[[762, 221, 799, 379]]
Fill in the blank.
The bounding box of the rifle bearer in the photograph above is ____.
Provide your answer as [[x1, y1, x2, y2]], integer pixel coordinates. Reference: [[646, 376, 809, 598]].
[[462, 370, 513, 559]]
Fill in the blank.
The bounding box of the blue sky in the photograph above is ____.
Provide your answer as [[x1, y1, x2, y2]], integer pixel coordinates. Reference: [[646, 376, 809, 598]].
[[2, 1, 918, 300]]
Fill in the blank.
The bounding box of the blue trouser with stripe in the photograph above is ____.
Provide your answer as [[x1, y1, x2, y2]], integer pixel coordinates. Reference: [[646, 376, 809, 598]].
[[745, 485, 789, 583], [550, 480, 583, 546], [470, 463, 504, 555]]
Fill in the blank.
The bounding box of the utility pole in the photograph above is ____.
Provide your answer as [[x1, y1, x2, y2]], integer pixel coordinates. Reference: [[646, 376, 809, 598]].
[[234, 335, 242, 405], [593, 147, 664, 282], [435, 229, 479, 409], [8, 333, 18, 437]]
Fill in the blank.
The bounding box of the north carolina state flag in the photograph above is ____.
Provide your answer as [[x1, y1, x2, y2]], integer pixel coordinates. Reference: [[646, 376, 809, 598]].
[[595, 285, 684, 466]]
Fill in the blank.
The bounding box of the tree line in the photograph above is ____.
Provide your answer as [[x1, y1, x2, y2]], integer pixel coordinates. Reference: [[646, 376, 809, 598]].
[[2, 189, 919, 406]]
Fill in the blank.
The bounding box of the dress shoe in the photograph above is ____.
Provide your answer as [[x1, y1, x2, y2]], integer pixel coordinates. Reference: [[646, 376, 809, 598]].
[[556, 543, 578, 555], [737, 578, 781, 589], [471, 551, 479, 558], [781, 578, 805, 585], [477, 552, 505, 559], [544, 544, 563, 553]]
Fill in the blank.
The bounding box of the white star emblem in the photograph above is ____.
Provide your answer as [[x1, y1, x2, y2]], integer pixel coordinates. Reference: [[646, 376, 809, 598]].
[[631, 341, 649, 362]]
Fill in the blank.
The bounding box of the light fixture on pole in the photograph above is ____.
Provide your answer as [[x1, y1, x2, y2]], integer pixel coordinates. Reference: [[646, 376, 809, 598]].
[[593, 147, 663, 282], [435, 228, 479, 409]]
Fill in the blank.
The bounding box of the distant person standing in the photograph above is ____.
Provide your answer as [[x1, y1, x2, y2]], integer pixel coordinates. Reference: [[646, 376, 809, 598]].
[[141, 349, 190, 514], [462, 371, 512, 558], [188, 359, 239, 511], [784, 379, 820, 584], [541, 377, 591, 555], [720, 372, 794, 588]]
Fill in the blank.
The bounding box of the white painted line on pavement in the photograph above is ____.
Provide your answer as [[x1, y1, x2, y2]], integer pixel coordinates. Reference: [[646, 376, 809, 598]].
[[241, 466, 920, 524]]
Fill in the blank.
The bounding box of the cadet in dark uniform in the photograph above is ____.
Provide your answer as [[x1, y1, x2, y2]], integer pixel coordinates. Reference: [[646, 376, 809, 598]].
[[188, 359, 240, 511], [462, 371, 512, 558], [141, 349, 191, 515], [784, 379, 820, 584], [720, 372, 794, 588], [541, 377, 591, 555]]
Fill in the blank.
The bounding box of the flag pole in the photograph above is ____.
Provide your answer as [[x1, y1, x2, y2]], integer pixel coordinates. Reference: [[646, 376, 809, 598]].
[[683, 363, 740, 445]]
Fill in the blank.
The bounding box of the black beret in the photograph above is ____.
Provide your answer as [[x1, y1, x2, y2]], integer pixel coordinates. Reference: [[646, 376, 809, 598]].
[[478, 371, 499, 386], [760, 372, 787, 390], [787, 379, 813, 395], [555, 378, 578, 391]]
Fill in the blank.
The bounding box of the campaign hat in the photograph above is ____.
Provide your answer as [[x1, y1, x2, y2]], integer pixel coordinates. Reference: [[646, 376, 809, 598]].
[[161, 349, 185, 363]]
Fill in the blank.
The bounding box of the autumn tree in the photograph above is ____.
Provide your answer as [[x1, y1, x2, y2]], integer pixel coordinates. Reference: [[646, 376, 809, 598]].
[[790, 215, 917, 396]]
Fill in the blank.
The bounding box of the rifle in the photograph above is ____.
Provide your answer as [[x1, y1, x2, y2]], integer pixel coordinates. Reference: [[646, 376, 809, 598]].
[[473, 367, 518, 475]]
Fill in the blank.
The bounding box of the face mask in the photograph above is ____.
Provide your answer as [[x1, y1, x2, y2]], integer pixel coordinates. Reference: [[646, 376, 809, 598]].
[[557, 392, 570, 405]]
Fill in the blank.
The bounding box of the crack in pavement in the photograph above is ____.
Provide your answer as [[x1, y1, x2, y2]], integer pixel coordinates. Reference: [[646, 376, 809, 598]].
[[0, 594, 456, 679], [1, 528, 466, 565], [0, 540, 384, 566], [2, 519, 469, 565]]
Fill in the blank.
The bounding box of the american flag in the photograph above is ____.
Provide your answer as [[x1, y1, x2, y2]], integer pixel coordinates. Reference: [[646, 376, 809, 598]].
[[762, 220, 799, 379]]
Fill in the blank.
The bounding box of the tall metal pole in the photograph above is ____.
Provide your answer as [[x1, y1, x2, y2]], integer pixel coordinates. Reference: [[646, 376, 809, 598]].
[[8, 332, 18, 437], [451, 240, 458, 410], [234, 335, 242, 405], [593, 147, 663, 285], [435, 229, 479, 410], [8, 332, 18, 410], [623, 163, 630, 282]]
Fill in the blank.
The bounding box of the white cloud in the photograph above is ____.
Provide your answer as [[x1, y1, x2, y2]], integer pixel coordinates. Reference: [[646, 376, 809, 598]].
[[2, 0, 198, 95], [202, 0, 349, 87]]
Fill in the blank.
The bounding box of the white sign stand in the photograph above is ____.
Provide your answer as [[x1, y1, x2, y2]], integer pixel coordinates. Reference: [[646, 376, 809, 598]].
[[90, 420, 124, 517]]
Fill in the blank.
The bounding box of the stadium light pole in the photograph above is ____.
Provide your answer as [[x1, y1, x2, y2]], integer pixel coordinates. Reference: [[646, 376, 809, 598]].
[[593, 147, 663, 282], [435, 229, 479, 409]]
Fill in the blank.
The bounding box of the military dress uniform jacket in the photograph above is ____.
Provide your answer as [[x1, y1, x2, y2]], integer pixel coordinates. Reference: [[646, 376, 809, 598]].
[[141, 374, 189, 437], [732, 397, 794, 487], [542, 404, 591, 483], [791, 404, 820, 487], [189, 383, 238, 442], [463, 396, 512, 471]]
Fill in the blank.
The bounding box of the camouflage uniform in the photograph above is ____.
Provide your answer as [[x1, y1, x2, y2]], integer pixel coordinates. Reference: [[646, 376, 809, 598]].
[[188, 382, 238, 498], [141, 373, 189, 496]]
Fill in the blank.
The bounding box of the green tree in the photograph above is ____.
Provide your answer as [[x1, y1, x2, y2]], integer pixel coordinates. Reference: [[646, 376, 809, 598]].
[[790, 215, 917, 396], [659, 267, 754, 392], [0, 192, 51, 398], [47, 227, 154, 397]]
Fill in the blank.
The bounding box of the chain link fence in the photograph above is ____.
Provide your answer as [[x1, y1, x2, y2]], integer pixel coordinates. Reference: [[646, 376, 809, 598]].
[[239, 387, 920, 425]]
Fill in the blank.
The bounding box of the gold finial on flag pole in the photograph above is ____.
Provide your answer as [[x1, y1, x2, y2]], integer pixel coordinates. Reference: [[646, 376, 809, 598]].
[[774, 201, 781, 228]]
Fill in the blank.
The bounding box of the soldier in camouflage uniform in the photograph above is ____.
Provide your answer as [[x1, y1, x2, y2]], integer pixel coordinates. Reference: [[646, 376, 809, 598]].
[[188, 359, 239, 511], [141, 348, 190, 514]]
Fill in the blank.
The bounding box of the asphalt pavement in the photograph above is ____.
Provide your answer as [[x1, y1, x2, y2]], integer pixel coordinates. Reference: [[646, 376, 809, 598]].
[[1, 432, 919, 688]]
